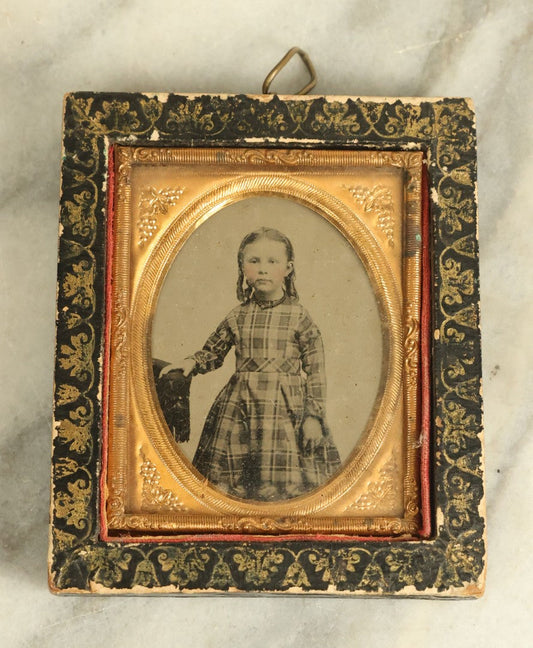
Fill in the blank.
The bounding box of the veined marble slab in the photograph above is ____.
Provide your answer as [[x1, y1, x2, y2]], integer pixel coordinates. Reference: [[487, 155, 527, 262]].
[[0, 0, 531, 645]]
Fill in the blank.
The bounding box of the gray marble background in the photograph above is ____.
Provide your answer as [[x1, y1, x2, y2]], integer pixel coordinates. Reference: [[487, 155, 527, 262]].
[[1, 1, 531, 646]]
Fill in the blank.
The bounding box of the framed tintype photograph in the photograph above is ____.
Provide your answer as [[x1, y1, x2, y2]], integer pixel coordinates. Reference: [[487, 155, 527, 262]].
[[105, 146, 425, 537], [51, 93, 484, 596]]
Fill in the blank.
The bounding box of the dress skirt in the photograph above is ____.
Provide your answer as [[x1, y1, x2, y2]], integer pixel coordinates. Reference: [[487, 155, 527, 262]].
[[192, 368, 341, 501]]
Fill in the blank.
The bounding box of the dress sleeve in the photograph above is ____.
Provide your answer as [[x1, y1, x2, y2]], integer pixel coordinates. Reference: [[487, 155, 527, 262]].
[[297, 310, 327, 421], [189, 318, 234, 374]]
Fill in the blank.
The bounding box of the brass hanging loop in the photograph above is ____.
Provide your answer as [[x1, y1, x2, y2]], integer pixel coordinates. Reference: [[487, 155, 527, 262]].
[[262, 47, 317, 95]]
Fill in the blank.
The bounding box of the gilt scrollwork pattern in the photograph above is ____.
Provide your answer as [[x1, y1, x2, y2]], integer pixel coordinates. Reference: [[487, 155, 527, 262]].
[[404, 301, 421, 387], [346, 185, 395, 246], [140, 454, 188, 513], [344, 454, 399, 512], [51, 93, 483, 594], [137, 186, 184, 246]]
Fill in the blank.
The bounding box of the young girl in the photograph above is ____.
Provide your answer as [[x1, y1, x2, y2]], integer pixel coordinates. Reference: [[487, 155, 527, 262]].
[[165, 227, 341, 501]]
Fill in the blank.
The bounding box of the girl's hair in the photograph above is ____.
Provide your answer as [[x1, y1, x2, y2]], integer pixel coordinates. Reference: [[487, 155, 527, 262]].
[[236, 227, 298, 302]]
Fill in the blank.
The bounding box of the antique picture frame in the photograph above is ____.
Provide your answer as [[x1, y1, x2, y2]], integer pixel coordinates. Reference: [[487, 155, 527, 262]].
[[50, 93, 485, 596]]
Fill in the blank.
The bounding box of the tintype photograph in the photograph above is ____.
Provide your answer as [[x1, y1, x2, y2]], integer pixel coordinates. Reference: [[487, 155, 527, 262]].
[[152, 198, 383, 502]]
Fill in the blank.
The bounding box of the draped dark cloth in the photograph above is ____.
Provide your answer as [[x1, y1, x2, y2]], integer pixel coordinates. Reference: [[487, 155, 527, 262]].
[[152, 358, 192, 443]]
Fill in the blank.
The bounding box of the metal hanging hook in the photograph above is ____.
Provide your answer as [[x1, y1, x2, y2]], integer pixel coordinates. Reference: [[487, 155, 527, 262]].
[[262, 47, 317, 95]]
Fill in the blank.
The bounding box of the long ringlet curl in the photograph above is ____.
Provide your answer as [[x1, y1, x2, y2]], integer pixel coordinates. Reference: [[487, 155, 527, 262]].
[[236, 227, 298, 303]]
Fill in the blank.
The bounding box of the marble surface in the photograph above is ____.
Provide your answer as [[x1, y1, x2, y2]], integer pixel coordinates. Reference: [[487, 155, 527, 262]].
[[1, 0, 532, 645]]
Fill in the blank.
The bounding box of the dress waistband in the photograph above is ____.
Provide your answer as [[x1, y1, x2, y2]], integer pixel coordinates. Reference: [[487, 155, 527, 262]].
[[236, 357, 300, 374]]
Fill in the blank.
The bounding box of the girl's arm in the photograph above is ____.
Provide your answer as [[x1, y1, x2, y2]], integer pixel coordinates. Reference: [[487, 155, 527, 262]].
[[189, 318, 234, 375], [160, 319, 234, 378], [297, 311, 327, 423]]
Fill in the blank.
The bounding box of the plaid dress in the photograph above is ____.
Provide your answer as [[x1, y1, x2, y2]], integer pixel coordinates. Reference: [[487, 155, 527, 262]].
[[191, 295, 341, 501]]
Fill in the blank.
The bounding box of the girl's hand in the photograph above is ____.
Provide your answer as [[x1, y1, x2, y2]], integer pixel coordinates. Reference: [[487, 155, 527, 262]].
[[301, 416, 323, 455], [160, 357, 196, 378]]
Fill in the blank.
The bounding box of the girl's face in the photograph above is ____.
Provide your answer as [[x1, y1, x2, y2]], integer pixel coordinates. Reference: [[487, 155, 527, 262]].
[[242, 238, 292, 300]]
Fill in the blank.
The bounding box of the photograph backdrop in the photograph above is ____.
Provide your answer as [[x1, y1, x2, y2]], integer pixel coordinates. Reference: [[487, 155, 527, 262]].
[[152, 195, 383, 462]]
